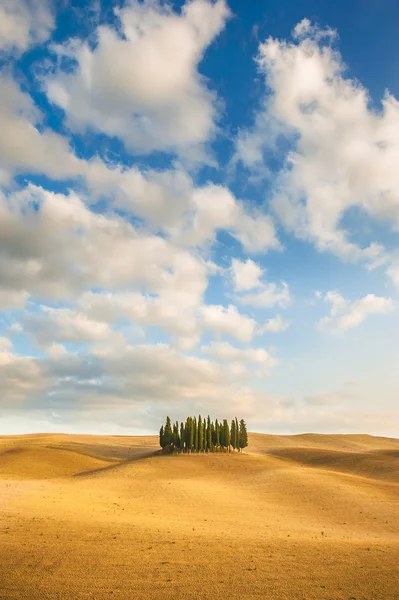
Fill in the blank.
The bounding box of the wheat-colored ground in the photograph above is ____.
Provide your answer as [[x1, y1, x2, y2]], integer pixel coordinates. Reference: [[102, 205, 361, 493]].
[[1, 432, 398, 599]]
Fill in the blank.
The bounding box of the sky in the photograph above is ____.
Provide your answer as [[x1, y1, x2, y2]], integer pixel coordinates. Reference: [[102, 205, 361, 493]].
[[0, 0, 398, 437]]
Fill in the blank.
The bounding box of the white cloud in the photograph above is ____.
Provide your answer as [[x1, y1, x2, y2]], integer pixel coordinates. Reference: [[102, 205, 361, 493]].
[[318, 290, 394, 332], [202, 340, 278, 375], [0, 185, 208, 309], [177, 184, 279, 252], [45, 0, 230, 161], [79, 291, 200, 350], [0, 0, 54, 54], [0, 340, 268, 427], [200, 304, 256, 342], [230, 258, 263, 291], [258, 314, 289, 333], [237, 280, 291, 308], [21, 306, 123, 346], [386, 259, 399, 290], [235, 20, 399, 268], [0, 76, 85, 185], [87, 168, 279, 252]]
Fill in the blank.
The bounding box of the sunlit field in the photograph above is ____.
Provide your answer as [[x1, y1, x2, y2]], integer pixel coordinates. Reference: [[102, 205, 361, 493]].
[[1, 432, 398, 600]]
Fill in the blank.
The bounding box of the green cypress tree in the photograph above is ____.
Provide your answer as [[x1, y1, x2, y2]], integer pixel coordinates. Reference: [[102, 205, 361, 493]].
[[215, 418, 220, 450], [164, 416, 173, 447], [230, 419, 236, 451], [223, 419, 230, 451], [207, 415, 212, 452], [184, 418, 190, 452], [198, 415, 203, 452], [193, 416, 198, 452], [189, 417, 195, 452], [159, 425, 165, 449], [238, 419, 248, 452], [180, 422, 185, 453], [203, 418, 207, 451], [235, 417, 239, 450], [219, 420, 224, 449], [211, 421, 216, 450]]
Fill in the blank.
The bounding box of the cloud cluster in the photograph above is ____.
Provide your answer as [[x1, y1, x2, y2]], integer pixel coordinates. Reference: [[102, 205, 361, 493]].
[[0, 0, 54, 54], [45, 0, 230, 161], [318, 290, 394, 332], [235, 19, 399, 278]]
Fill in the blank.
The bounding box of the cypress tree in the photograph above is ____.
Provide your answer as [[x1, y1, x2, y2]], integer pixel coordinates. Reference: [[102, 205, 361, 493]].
[[207, 415, 212, 452], [238, 419, 248, 452], [235, 417, 239, 450], [230, 419, 236, 451], [193, 416, 198, 452], [173, 421, 180, 450], [211, 421, 216, 449], [159, 425, 165, 449], [223, 419, 230, 451], [164, 416, 173, 447], [180, 422, 185, 453], [203, 418, 207, 452], [215, 418, 220, 451], [219, 420, 224, 449], [189, 417, 195, 452], [198, 415, 203, 452], [184, 419, 190, 452]]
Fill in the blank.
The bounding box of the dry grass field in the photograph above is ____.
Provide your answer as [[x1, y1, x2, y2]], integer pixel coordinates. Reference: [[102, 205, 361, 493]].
[[1, 432, 398, 599]]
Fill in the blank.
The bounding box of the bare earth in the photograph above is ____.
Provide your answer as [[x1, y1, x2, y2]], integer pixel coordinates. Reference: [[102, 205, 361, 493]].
[[1, 433, 398, 599]]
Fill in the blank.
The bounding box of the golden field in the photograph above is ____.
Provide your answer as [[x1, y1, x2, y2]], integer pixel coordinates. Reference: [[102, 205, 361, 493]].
[[1, 432, 398, 599]]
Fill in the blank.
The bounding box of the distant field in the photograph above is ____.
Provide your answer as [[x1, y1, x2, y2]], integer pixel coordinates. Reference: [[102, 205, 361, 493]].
[[1, 432, 398, 599]]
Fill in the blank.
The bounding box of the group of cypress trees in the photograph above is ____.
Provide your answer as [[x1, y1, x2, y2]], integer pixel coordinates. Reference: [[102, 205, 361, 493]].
[[159, 415, 248, 453]]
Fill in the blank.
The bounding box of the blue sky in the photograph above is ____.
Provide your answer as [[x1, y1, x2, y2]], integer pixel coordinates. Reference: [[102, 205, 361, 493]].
[[0, 0, 398, 436]]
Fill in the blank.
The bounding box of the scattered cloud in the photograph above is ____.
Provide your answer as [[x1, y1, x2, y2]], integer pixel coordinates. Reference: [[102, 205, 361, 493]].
[[258, 314, 289, 333], [200, 304, 256, 342], [236, 281, 291, 308], [45, 0, 230, 162], [202, 340, 278, 375], [318, 290, 394, 332], [0, 0, 54, 55], [230, 258, 263, 291], [235, 19, 399, 269]]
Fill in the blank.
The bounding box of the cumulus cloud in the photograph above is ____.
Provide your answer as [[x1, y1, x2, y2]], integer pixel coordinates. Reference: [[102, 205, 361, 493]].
[[45, 0, 230, 161], [0, 0, 54, 54], [0, 340, 269, 427], [235, 19, 399, 268], [79, 291, 200, 350], [0, 76, 85, 185], [230, 258, 263, 291], [200, 304, 256, 342], [87, 167, 280, 252], [258, 314, 289, 333], [0, 184, 208, 307], [386, 259, 399, 290], [236, 280, 291, 308], [318, 290, 394, 332], [202, 340, 277, 376], [229, 258, 291, 308]]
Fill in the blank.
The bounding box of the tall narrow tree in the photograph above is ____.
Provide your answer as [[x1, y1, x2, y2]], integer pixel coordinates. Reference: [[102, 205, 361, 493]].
[[230, 419, 236, 451], [198, 415, 203, 452], [223, 419, 230, 451], [164, 416, 173, 447], [238, 419, 248, 452], [207, 415, 213, 452], [159, 425, 165, 450], [194, 416, 198, 452], [180, 422, 185, 453], [215, 418, 220, 451]]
